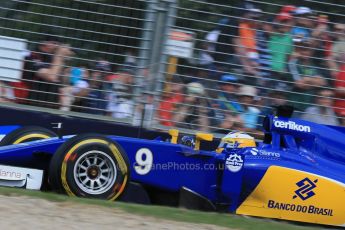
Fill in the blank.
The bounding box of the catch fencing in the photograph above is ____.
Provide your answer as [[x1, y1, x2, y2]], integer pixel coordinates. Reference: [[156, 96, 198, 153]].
[[0, 0, 344, 136]]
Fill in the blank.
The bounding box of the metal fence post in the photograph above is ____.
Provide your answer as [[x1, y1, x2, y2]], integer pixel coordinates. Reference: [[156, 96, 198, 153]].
[[131, 0, 157, 127], [141, 0, 178, 128]]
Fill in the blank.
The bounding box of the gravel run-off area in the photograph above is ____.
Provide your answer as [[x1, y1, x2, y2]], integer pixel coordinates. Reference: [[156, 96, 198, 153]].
[[0, 195, 232, 230]]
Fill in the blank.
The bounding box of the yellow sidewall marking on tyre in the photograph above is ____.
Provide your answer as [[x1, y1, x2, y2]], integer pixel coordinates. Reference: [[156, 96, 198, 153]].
[[13, 134, 51, 144], [109, 144, 127, 174], [110, 175, 128, 201], [61, 139, 128, 199]]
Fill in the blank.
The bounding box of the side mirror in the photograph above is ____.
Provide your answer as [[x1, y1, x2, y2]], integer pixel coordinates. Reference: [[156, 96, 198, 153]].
[[195, 133, 213, 150]]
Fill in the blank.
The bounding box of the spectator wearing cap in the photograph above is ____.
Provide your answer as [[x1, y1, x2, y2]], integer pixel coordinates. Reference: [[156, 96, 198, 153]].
[[288, 40, 326, 111], [301, 89, 339, 126], [328, 23, 345, 78], [237, 85, 261, 131], [93, 59, 112, 89], [268, 11, 294, 86], [95, 59, 112, 74], [20, 35, 74, 108], [211, 74, 243, 133], [291, 7, 315, 41], [215, 74, 242, 112], [189, 63, 219, 99], [173, 82, 210, 132]]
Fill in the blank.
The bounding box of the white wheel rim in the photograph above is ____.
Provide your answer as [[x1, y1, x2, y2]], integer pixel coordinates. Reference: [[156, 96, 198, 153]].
[[73, 150, 117, 195]]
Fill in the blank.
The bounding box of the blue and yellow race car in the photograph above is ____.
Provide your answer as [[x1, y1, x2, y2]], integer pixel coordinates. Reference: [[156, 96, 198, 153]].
[[0, 112, 344, 227]]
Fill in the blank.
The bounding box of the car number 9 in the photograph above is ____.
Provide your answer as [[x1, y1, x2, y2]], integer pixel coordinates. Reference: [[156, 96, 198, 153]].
[[134, 148, 153, 175]]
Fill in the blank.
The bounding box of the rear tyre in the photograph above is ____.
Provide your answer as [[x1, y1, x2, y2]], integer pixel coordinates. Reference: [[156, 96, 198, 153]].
[[0, 126, 57, 146], [49, 133, 130, 200]]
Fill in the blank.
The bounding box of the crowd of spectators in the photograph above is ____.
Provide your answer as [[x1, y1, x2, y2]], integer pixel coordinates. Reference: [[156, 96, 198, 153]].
[[158, 2, 345, 133], [0, 1, 344, 134]]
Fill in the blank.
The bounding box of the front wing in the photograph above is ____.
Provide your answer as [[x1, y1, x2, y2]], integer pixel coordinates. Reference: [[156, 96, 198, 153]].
[[0, 164, 43, 190]]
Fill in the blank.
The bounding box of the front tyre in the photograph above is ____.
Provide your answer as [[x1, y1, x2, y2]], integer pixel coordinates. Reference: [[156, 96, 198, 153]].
[[49, 134, 130, 200]]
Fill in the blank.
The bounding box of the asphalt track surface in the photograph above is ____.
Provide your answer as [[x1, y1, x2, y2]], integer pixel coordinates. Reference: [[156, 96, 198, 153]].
[[0, 195, 230, 230]]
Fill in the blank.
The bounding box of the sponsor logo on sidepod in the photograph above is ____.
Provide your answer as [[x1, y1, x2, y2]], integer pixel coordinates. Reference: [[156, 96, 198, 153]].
[[273, 120, 311, 133], [225, 154, 243, 172], [0, 168, 22, 179], [250, 148, 280, 158], [293, 177, 317, 200], [267, 177, 333, 216], [250, 148, 258, 155], [260, 150, 280, 158]]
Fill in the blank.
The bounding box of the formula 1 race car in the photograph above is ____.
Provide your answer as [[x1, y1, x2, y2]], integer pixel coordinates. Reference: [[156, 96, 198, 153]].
[[0, 111, 344, 227]]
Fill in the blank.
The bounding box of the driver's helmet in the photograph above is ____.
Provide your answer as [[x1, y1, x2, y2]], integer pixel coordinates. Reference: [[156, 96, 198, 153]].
[[216, 131, 256, 153]]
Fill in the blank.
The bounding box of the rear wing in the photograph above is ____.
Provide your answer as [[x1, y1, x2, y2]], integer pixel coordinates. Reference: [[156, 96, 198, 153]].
[[264, 115, 345, 139]]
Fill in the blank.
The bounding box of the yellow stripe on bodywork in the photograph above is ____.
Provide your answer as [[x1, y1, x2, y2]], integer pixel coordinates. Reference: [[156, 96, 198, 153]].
[[13, 134, 50, 144], [236, 166, 345, 226]]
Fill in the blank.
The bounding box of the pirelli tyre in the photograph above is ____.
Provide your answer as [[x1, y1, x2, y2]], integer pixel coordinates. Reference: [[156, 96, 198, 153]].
[[0, 126, 57, 146], [49, 134, 130, 200]]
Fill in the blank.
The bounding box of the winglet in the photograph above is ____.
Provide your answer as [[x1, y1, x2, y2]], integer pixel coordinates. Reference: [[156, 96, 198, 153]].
[[168, 129, 179, 144]]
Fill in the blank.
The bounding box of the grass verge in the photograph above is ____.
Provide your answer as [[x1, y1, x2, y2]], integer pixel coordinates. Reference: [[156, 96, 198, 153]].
[[0, 187, 315, 230]]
